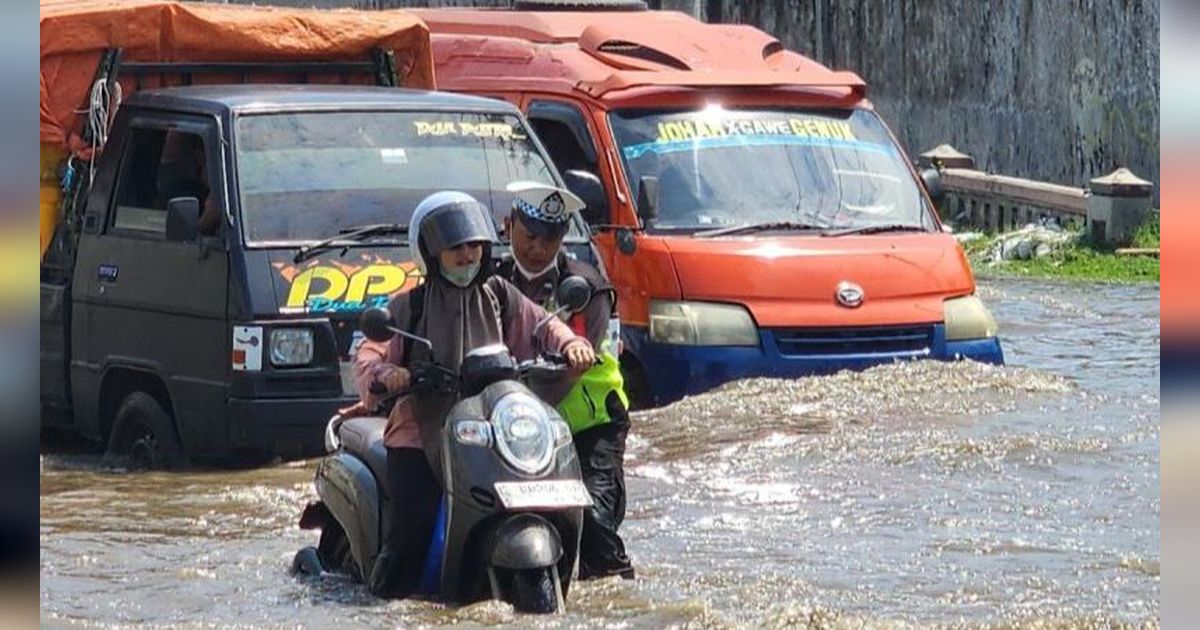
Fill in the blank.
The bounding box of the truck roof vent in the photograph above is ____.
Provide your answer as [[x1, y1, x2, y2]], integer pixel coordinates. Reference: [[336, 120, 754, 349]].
[[596, 40, 690, 70], [512, 0, 648, 11]]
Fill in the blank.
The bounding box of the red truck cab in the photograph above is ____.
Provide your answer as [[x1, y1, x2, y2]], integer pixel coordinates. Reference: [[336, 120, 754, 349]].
[[415, 7, 1003, 407]]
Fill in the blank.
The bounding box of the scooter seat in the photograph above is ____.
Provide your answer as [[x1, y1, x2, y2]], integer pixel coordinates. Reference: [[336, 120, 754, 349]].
[[338, 416, 390, 497]]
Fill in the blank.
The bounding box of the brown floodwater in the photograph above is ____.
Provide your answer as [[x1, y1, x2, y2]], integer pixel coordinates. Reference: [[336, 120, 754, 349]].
[[40, 278, 1159, 628]]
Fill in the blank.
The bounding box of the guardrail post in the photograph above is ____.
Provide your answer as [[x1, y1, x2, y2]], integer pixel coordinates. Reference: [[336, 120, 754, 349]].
[[1087, 168, 1153, 246], [919, 144, 975, 170]]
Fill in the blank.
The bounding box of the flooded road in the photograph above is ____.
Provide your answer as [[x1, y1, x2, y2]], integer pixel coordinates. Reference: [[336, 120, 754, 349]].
[[40, 278, 1160, 628]]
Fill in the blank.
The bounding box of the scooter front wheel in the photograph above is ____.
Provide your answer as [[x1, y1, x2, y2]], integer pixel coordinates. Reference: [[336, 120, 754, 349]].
[[508, 566, 562, 614]]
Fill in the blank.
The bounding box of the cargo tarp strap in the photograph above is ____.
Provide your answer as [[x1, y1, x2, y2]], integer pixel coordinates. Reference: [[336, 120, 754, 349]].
[[60, 47, 121, 261], [82, 48, 122, 148]]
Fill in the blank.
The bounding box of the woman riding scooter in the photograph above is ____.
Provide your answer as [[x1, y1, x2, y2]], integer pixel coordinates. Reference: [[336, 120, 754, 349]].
[[352, 191, 595, 599]]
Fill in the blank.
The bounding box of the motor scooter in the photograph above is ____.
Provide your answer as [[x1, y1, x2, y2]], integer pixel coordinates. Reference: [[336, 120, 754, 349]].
[[293, 277, 595, 613]]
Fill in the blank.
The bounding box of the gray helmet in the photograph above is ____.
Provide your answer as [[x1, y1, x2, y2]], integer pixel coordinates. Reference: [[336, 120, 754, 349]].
[[408, 191, 499, 275]]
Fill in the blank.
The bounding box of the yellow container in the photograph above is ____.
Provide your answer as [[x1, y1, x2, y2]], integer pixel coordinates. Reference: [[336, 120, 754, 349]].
[[40, 142, 64, 258]]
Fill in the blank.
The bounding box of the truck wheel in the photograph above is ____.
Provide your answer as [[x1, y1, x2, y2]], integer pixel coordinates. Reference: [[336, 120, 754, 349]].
[[106, 392, 187, 471], [513, 0, 647, 11]]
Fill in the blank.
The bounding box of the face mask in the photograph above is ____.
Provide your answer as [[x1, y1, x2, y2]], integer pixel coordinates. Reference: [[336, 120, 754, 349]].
[[441, 261, 481, 288], [514, 254, 557, 281]]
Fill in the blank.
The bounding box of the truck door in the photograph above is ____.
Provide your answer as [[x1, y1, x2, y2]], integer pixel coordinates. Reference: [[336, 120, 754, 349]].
[[524, 99, 615, 266], [524, 99, 644, 324], [72, 114, 231, 456]]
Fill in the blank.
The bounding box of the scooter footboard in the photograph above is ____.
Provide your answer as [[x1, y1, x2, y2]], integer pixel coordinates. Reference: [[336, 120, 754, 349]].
[[315, 453, 382, 581], [485, 513, 563, 570]]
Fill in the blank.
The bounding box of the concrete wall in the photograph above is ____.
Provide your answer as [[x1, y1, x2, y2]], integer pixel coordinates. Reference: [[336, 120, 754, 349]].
[[241, 0, 1160, 193], [697, 0, 1160, 194]]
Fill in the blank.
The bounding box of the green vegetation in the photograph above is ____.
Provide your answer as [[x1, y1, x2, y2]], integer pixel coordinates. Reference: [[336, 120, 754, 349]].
[[962, 213, 1159, 283], [1131, 213, 1160, 249]]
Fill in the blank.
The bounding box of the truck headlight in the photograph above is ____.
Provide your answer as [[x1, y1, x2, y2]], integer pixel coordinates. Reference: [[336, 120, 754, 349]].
[[490, 392, 553, 475], [649, 300, 758, 346], [270, 328, 314, 366], [943, 295, 999, 341]]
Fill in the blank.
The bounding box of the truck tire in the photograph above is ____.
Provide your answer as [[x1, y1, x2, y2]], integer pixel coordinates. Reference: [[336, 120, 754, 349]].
[[106, 392, 187, 471], [512, 0, 648, 11]]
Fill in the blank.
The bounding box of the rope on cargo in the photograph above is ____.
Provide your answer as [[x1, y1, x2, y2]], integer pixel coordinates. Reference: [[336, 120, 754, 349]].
[[78, 77, 122, 185]]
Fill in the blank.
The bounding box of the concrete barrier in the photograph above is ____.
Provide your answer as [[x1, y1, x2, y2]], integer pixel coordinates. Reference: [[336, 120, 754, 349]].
[[922, 145, 1153, 246]]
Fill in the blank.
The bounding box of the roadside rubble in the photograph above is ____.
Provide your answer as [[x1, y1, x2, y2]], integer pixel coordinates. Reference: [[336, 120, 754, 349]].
[[954, 223, 1079, 262]]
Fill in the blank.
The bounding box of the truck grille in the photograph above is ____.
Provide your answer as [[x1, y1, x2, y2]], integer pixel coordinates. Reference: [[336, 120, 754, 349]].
[[772, 325, 934, 357]]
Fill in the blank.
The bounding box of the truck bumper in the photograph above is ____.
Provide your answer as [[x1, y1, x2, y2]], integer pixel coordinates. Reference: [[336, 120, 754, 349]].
[[227, 395, 357, 459], [623, 324, 1004, 407]]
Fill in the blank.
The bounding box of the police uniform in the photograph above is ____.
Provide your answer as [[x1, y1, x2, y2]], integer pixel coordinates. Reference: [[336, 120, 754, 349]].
[[501, 182, 635, 580]]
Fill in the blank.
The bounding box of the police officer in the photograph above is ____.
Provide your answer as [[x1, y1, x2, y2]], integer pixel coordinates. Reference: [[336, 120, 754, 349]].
[[497, 181, 635, 580]]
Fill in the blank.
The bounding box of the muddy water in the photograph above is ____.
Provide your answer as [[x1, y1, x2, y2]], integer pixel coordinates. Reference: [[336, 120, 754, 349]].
[[40, 279, 1160, 628]]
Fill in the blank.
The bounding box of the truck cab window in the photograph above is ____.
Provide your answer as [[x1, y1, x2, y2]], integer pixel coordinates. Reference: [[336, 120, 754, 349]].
[[530, 118, 597, 177], [114, 128, 218, 235]]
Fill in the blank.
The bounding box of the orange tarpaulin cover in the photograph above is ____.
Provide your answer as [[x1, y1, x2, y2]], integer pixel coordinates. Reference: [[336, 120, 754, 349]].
[[40, 0, 435, 148]]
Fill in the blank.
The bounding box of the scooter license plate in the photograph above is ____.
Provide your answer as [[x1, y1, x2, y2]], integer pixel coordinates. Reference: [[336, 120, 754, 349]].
[[494, 480, 592, 510]]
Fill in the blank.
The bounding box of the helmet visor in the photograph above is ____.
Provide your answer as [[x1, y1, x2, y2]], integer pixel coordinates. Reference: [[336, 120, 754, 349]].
[[420, 201, 499, 255]]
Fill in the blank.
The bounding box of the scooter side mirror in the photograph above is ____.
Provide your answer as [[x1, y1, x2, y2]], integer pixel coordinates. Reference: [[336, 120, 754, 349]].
[[556, 275, 592, 314], [359, 307, 396, 343]]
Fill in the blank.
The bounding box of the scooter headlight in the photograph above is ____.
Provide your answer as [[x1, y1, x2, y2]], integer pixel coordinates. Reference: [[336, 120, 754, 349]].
[[490, 392, 553, 475]]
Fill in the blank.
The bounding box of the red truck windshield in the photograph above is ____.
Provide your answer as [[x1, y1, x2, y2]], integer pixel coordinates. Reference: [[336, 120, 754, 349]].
[[609, 107, 932, 233], [235, 111, 561, 244]]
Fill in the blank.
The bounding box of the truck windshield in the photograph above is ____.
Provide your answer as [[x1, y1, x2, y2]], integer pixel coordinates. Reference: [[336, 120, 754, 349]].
[[609, 107, 932, 233], [235, 111, 563, 244]]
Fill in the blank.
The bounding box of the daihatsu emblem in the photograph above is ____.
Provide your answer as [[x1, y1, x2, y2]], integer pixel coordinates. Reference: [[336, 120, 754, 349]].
[[836, 282, 864, 308]]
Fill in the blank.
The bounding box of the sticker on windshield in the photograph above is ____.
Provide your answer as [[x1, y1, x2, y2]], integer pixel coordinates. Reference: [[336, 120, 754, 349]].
[[622, 115, 894, 159], [413, 121, 526, 140], [379, 148, 408, 164], [272, 256, 424, 314]]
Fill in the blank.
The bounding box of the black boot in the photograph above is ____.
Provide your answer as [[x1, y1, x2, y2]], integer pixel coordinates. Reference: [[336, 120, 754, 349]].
[[576, 395, 635, 581]]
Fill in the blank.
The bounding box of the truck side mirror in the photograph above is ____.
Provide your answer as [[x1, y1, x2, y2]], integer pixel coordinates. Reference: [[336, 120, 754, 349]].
[[359, 307, 396, 343], [920, 168, 945, 205], [165, 196, 200, 242], [563, 169, 608, 226], [636, 175, 659, 225]]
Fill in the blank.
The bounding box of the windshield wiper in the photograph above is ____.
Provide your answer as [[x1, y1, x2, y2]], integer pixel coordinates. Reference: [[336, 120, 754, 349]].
[[293, 223, 408, 263], [693, 221, 827, 239], [821, 223, 930, 237]]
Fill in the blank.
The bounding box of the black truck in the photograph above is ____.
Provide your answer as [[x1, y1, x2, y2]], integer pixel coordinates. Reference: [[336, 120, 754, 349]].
[[40, 76, 601, 469]]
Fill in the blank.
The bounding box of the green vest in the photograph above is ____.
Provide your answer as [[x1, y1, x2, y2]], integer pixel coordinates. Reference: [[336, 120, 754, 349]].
[[557, 338, 628, 435], [505, 255, 627, 435]]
